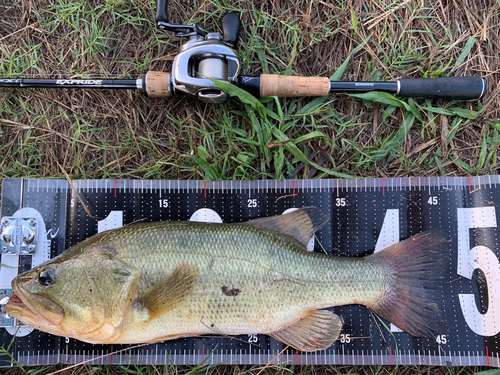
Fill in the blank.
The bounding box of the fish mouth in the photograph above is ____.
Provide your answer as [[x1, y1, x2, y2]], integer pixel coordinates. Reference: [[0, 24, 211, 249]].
[[4, 293, 27, 316], [6, 288, 63, 327], [5, 293, 38, 323]]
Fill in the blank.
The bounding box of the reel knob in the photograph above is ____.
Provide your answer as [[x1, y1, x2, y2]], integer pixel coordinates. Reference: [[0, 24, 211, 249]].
[[222, 13, 240, 48]]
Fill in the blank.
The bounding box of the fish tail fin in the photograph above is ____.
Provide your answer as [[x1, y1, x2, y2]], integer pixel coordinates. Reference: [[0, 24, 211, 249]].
[[371, 229, 449, 338]]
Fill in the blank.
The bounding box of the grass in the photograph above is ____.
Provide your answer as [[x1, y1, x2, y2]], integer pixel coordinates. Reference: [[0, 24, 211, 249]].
[[1, 0, 499, 181], [1, 0, 500, 373]]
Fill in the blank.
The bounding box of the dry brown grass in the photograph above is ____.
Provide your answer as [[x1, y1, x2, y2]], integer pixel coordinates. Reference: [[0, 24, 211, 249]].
[[1, 0, 499, 180]]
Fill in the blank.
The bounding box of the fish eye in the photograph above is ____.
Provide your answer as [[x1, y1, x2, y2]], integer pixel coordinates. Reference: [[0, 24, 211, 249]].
[[38, 269, 55, 286]]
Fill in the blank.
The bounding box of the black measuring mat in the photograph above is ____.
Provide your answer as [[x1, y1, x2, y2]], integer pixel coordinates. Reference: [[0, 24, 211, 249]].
[[0, 177, 498, 367]]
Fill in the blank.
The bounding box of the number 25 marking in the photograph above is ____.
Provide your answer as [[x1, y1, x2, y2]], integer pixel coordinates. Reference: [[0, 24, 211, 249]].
[[248, 334, 258, 343]]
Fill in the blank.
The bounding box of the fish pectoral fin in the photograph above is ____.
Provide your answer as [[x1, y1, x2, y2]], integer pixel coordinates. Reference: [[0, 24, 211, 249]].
[[270, 309, 342, 352], [248, 207, 328, 247], [138, 262, 199, 321]]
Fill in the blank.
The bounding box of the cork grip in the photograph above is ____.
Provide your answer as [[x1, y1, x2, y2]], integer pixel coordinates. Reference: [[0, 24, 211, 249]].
[[260, 74, 330, 97], [145, 71, 171, 97]]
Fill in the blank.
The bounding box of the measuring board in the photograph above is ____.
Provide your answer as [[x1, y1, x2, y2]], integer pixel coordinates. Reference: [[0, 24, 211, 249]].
[[0, 177, 499, 368]]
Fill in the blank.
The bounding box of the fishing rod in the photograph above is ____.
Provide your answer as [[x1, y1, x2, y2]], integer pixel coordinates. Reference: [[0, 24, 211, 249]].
[[0, 0, 487, 104]]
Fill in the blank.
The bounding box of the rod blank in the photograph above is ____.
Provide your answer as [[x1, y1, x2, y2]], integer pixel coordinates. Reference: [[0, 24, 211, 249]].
[[0, 78, 140, 90]]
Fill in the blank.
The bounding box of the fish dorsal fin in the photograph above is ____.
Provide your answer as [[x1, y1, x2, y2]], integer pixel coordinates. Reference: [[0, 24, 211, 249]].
[[138, 262, 199, 321], [248, 207, 329, 246], [270, 309, 342, 352]]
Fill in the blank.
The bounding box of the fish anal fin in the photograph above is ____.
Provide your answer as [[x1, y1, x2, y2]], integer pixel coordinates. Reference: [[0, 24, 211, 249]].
[[270, 309, 342, 352], [138, 262, 199, 321], [249, 207, 329, 247]]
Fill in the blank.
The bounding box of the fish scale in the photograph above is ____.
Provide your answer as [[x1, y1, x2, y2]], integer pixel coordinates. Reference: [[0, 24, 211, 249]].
[[110, 222, 370, 341]]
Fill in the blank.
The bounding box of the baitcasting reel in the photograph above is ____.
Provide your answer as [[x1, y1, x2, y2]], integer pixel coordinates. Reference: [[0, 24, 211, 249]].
[[147, 0, 241, 103]]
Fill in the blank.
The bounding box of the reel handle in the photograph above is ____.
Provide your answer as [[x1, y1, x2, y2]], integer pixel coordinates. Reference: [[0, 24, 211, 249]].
[[155, 0, 207, 36]]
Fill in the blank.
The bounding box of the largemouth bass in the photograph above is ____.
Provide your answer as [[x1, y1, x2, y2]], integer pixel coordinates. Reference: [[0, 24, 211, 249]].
[[6, 208, 447, 351]]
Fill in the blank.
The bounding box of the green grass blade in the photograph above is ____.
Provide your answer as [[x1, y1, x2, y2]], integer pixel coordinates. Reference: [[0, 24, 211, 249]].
[[451, 37, 476, 73]]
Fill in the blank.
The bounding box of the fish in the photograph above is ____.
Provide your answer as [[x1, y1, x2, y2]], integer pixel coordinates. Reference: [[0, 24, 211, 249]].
[[6, 207, 448, 352]]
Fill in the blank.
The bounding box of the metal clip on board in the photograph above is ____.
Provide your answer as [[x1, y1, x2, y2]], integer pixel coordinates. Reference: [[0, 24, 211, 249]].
[[0, 0, 488, 103], [0, 216, 39, 328]]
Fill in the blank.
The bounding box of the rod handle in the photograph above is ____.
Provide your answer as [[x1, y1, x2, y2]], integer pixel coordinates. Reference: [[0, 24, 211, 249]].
[[260, 74, 330, 97], [397, 76, 487, 100], [156, 0, 169, 23], [144, 72, 172, 97]]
